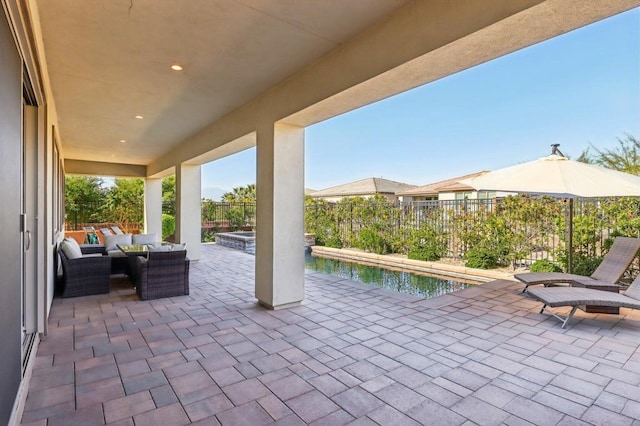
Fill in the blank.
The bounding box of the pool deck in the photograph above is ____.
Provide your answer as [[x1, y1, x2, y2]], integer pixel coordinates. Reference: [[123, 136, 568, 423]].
[[20, 243, 640, 425]]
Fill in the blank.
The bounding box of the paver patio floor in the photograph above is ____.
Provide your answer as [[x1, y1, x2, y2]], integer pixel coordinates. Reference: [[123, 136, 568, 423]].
[[21, 244, 640, 425]]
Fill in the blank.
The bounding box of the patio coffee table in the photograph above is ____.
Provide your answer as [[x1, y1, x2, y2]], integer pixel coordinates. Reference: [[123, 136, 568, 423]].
[[571, 277, 620, 314]]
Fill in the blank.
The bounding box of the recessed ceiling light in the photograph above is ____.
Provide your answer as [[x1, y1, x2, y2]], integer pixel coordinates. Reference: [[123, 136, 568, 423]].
[[170, 64, 183, 71], [120, 139, 126, 143], [135, 115, 143, 119]]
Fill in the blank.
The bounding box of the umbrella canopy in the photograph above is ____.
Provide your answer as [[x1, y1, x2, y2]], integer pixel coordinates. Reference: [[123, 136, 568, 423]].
[[459, 154, 640, 198]]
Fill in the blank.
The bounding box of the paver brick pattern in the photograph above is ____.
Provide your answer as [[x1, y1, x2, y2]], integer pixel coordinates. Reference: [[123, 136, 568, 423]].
[[20, 244, 640, 425]]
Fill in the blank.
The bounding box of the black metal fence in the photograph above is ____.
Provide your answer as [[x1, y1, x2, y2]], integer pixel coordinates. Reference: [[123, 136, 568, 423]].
[[66, 196, 640, 273], [201, 201, 256, 231], [66, 200, 256, 233], [305, 196, 640, 272], [65, 201, 144, 233]]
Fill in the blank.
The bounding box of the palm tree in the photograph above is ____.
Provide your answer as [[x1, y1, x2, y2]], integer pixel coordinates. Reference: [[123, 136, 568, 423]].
[[221, 184, 256, 203]]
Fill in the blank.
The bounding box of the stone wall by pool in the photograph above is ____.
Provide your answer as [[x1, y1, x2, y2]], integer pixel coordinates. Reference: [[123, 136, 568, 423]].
[[215, 232, 256, 254]]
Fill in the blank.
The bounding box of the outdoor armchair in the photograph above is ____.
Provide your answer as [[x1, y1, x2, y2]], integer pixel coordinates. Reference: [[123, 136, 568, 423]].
[[515, 236, 640, 292], [527, 273, 640, 329], [58, 241, 111, 298], [135, 250, 190, 300]]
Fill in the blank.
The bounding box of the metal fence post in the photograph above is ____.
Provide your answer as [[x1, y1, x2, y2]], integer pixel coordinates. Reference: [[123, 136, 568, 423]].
[[566, 198, 574, 274]]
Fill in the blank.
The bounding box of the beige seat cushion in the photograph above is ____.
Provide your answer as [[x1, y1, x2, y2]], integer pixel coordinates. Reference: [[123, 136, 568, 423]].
[[132, 233, 157, 245], [103, 234, 132, 251], [60, 237, 83, 259]]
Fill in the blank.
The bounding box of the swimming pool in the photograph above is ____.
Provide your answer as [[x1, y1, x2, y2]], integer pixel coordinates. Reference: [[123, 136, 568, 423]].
[[304, 252, 476, 299]]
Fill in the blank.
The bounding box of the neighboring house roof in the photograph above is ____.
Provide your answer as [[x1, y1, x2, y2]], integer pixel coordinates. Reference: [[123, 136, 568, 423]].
[[304, 188, 317, 195], [310, 177, 416, 198], [396, 171, 489, 196]]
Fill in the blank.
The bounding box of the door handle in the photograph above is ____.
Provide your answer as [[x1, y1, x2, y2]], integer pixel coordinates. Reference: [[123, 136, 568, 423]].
[[25, 230, 31, 251]]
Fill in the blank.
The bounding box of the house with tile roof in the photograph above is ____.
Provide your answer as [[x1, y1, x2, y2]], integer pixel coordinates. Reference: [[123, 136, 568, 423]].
[[396, 171, 512, 201], [309, 177, 416, 202]]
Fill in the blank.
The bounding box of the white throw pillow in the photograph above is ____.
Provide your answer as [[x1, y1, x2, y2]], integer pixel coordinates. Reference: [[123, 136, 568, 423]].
[[60, 237, 83, 259], [132, 233, 157, 245], [103, 233, 132, 251]]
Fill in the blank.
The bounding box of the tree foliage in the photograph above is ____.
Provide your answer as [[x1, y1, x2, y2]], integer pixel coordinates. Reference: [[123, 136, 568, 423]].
[[579, 134, 640, 176], [162, 175, 176, 216], [65, 175, 106, 204], [221, 184, 256, 203], [65, 176, 106, 225], [220, 184, 256, 230], [104, 178, 144, 232]]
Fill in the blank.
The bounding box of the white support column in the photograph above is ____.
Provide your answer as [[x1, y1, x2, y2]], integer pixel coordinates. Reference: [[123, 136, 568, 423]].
[[176, 164, 202, 260], [255, 123, 305, 309], [144, 178, 162, 237]]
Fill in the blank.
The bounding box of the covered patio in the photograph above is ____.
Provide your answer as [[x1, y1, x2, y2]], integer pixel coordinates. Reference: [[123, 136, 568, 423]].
[[2, 1, 639, 423], [21, 244, 640, 425]]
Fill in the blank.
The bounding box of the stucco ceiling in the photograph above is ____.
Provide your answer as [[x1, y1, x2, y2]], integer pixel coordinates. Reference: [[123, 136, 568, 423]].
[[34, 0, 410, 164]]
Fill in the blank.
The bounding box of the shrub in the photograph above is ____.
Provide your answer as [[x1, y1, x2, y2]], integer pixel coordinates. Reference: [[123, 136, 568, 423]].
[[530, 259, 563, 273], [408, 245, 442, 262], [162, 214, 175, 240], [325, 235, 343, 249], [407, 226, 447, 261], [464, 246, 499, 269], [227, 207, 246, 231], [357, 226, 392, 254], [201, 225, 220, 243], [572, 255, 603, 276]]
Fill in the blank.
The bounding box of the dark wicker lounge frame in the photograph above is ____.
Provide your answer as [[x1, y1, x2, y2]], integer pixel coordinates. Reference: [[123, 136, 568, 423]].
[[58, 245, 112, 298], [515, 237, 640, 293], [528, 274, 640, 328], [135, 250, 190, 300]]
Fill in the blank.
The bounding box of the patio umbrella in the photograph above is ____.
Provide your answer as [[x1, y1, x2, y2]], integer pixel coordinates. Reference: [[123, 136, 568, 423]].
[[459, 145, 640, 273], [459, 150, 640, 198]]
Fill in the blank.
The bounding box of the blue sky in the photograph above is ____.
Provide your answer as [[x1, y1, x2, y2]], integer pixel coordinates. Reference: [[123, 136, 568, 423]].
[[201, 8, 640, 199]]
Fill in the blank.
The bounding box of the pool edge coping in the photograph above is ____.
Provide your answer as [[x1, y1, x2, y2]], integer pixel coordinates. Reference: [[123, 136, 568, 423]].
[[310, 246, 515, 283]]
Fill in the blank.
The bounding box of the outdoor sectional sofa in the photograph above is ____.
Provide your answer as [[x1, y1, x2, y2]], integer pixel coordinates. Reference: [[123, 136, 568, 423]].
[[102, 233, 160, 275]]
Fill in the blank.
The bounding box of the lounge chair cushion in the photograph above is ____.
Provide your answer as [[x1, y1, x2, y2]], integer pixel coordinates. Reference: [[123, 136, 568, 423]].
[[626, 281, 640, 301], [526, 272, 640, 328], [528, 286, 640, 310], [60, 237, 83, 259], [103, 233, 132, 251], [133, 233, 157, 245]]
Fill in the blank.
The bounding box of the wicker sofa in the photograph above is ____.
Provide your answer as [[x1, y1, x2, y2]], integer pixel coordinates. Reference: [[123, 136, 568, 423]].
[[135, 250, 190, 300], [58, 239, 111, 298]]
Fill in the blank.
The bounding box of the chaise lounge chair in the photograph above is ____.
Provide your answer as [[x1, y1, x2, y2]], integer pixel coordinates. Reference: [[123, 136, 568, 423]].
[[111, 225, 124, 235], [527, 274, 640, 328], [515, 236, 640, 293]]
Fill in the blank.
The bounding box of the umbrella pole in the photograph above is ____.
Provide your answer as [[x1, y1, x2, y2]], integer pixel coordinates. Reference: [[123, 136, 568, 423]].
[[567, 198, 573, 274]]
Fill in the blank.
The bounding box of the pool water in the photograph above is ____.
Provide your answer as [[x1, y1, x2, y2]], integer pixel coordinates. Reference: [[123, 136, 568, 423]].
[[304, 252, 475, 299]]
